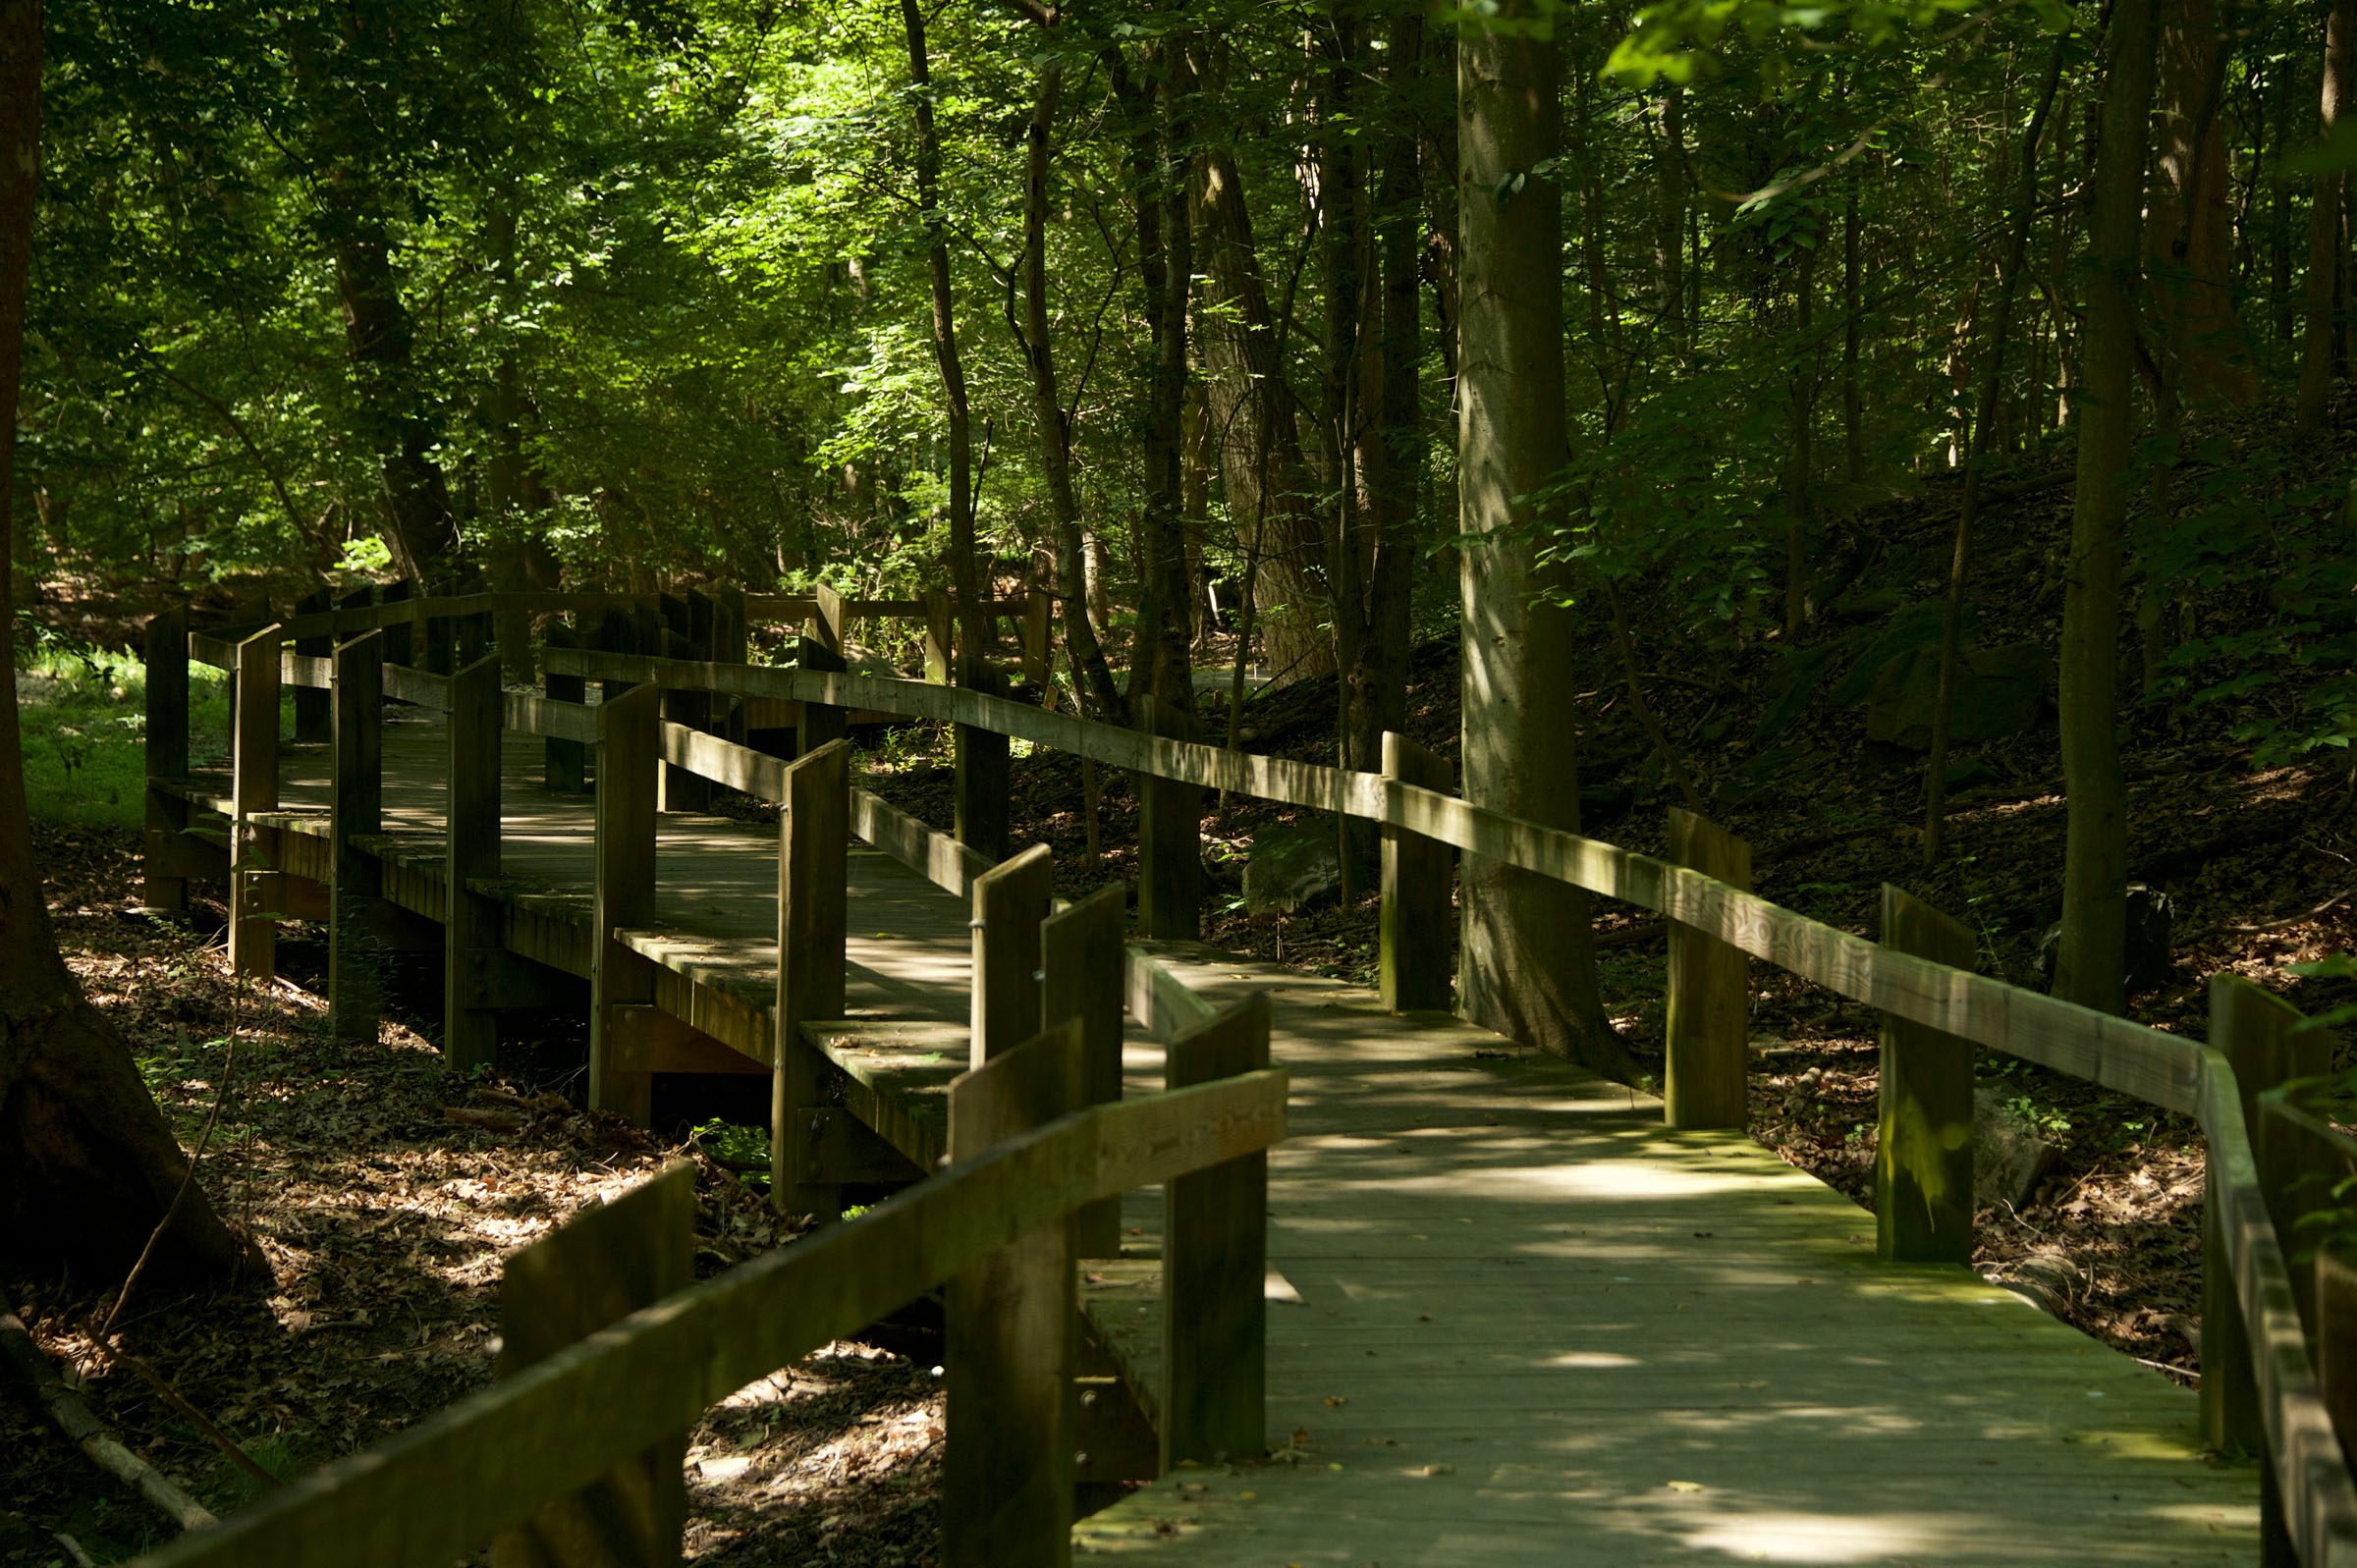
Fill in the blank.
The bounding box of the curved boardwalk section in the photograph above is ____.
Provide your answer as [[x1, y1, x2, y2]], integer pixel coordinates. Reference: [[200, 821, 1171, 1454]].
[[1076, 947, 2257, 1564]]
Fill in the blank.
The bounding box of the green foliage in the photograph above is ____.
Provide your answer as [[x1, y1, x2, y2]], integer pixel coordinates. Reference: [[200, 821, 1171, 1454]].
[[13, 645, 233, 832]]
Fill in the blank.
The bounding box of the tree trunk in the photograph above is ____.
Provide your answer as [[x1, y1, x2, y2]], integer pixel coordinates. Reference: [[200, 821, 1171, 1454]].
[[2299, 0, 2354, 428], [1842, 185, 1863, 481], [2145, 0, 2258, 408], [2056, 0, 2160, 1016], [1654, 82, 1687, 349], [0, 0, 257, 1286], [1457, 6, 1630, 1079], [903, 0, 986, 663]]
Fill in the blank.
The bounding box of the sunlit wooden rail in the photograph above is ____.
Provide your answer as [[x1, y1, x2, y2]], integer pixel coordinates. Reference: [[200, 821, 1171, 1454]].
[[130, 586, 2357, 1562]]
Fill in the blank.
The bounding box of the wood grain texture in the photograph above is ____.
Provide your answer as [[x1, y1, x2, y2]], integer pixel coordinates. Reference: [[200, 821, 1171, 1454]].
[[954, 667, 1013, 864], [445, 655, 505, 1075], [1665, 809, 1750, 1130], [1045, 885, 1128, 1257], [540, 623, 589, 791], [590, 686, 661, 1125], [775, 739, 851, 1221], [492, 1162, 693, 1568], [850, 786, 993, 898], [330, 633, 385, 1045], [1877, 885, 1976, 1265], [231, 625, 283, 980], [799, 583, 848, 750], [945, 1022, 1085, 1568], [1162, 992, 1272, 1470], [971, 843, 1054, 1068], [1379, 732, 1453, 1013], [128, 1071, 1286, 1568], [1132, 694, 1201, 940]]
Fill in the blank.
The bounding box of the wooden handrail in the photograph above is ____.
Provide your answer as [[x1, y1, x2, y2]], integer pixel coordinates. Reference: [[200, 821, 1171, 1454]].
[[128, 1067, 1288, 1568]]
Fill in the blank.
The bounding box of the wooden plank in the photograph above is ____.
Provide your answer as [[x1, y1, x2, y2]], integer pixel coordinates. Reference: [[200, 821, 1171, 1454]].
[[122, 1063, 1286, 1568], [660, 594, 714, 813], [142, 607, 191, 913], [776, 739, 851, 1221], [800, 583, 848, 749], [971, 843, 1054, 1068], [944, 1021, 1085, 1568], [850, 786, 992, 899], [799, 1108, 926, 1184], [955, 667, 1013, 864], [445, 655, 504, 1075], [425, 605, 455, 676], [922, 586, 954, 686], [383, 662, 450, 712], [330, 632, 386, 1046], [1133, 693, 1201, 940], [1045, 886, 1128, 1257], [1021, 589, 1053, 690], [589, 685, 662, 1125], [803, 1020, 969, 1173], [1665, 808, 1750, 1131], [2201, 1046, 2357, 1566], [1162, 992, 1272, 1470], [658, 722, 786, 801], [1128, 947, 1219, 1041], [1876, 885, 1976, 1265], [1379, 731, 1453, 1013], [491, 1162, 693, 1568], [2318, 1249, 2357, 1469], [462, 949, 579, 1012], [293, 589, 332, 740], [231, 625, 283, 981], [380, 581, 414, 668], [604, 1005, 765, 1076]]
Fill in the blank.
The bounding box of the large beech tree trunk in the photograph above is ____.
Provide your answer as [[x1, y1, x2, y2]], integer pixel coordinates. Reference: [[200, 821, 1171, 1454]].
[[0, 0, 257, 1285], [1456, 6, 1630, 1079], [2056, 0, 2160, 1016]]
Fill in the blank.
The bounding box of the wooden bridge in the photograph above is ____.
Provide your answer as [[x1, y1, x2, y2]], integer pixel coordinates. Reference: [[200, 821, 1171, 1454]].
[[123, 588, 2357, 1565]]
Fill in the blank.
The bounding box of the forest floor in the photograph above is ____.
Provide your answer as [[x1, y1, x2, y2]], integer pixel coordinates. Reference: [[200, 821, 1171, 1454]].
[[8, 432, 2357, 1564]]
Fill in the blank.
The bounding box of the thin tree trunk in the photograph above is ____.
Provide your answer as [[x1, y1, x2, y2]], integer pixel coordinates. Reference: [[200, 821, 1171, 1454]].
[[1458, 4, 1629, 1078], [1654, 83, 1687, 348], [1924, 34, 2068, 862], [2300, 0, 2354, 427], [1843, 185, 1863, 481], [0, 0, 256, 1285], [2145, 0, 2257, 407], [2056, 0, 2160, 1016], [1783, 244, 1817, 640], [903, 0, 985, 662]]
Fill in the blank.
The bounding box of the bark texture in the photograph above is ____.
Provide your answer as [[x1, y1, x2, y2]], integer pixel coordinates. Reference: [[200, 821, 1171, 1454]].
[[0, 0, 258, 1284], [2298, 0, 2354, 429], [1456, 12, 1629, 1078], [2143, 0, 2257, 408]]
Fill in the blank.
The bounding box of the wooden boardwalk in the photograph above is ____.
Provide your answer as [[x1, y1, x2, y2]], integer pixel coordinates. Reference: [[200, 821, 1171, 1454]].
[[172, 713, 2259, 1563]]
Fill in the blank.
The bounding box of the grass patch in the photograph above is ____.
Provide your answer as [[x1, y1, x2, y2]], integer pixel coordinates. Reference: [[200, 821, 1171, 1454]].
[[16, 646, 244, 831]]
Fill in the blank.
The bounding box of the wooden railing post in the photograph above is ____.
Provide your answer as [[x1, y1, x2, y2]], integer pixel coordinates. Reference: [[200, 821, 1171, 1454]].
[[1133, 692, 1201, 940], [1044, 884, 1127, 1258], [955, 668, 1012, 864], [1380, 731, 1453, 1012], [1021, 587, 1053, 700], [425, 603, 455, 676], [493, 1162, 693, 1568], [800, 583, 849, 750], [444, 654, 504, 1075], [230, 624, 284, 981], [775, 738, 851, 1221], [329, 631, 385, 1046], [1664, 807, 1751, 1130], [458, 604, 492, 669], [542, 621, 588, 793], [922, 586, 955, 686], [659, 607, 713, 815], [589, 684, 661, 1126], [712, 584, 748, 745], [381, 581, 414, 669], [1163, 992, 1272, 1469], [293, 588, 332, 743], [597, 607, 633, 709], [2205, 975, 2328, 1468], [1875, 885, 1975, 1264], [141, 606, 190, 914], [971, 844, 1054, 1069], [944, 1020, 1083, 1567], [658, 591, 688, 642]]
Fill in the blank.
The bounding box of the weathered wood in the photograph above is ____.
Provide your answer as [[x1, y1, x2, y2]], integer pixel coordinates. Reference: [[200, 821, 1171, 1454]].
[[1127, 946, 1220, 1041], [461, 949, 578, 1013], [2206, 977, 2330, 1475], [1876, 885, 1976, 1264], [850, 786, 992, 898], [543, 622, 588, 793], [1021, 588, 1053, 690], [330, 632, 386, 1046], [1045, 885, 1128, 1257], [1133, 693, 1201, 940], [231, 625, 284, 981], [293, 589, 333, 742], [954, 667, 1013, 864], [660, 598, 714, 813], [799, 583, 848, 750], [1379, 732, 1454, 1013], [381, 580, 413, 668], [657, 722, 785, 801], [425, 607, 455, 676], [2319, 1249, 2357, 1467], [602, 1004, 765, 1076], [589, 686, 662, 1124], [597, 609, 632, 709], [491, 1162, 693, 1568], [922, 586, 954, 686], [1665, 809, 1751, 1131], [383, 663, 450, 712], [945, 1021, 1085, 1568], [711, 585, 748, 746], [445, 655, 505, 1075], [798, 1108, 926, 1184], [1162, 992, 1272, 1470], [971, 843, 1054, 1069], [142, 607, 192, 913], [775, 739, 851, 1221], [507, 691, 598, 746]]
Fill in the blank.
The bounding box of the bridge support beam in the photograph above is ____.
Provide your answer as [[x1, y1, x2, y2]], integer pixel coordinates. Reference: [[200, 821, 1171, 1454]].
[[1380, 731, 1455, 1013], [1664, 807, 1750, 1130], [971, 843, 1053, 1069], [1133, 692, 1200, 940], [590, 684, 662, 1126], [1044, 884, 1127, 1259], [774, 738, 850, 1221], [1875, 886, 1974, 1264], [443, 655, 504, 1075]]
